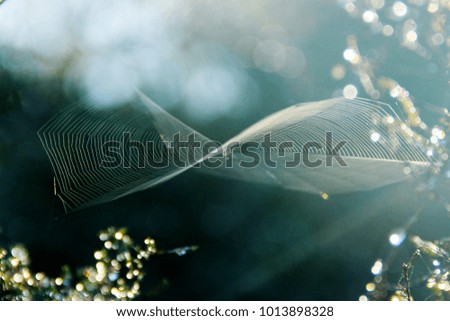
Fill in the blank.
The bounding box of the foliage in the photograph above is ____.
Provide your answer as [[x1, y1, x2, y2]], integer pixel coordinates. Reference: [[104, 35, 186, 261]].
[[0, 227, 186, 300]]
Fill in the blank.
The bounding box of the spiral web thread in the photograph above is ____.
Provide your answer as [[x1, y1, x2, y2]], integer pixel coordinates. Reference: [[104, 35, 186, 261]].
[[38, 91, 431, 211]]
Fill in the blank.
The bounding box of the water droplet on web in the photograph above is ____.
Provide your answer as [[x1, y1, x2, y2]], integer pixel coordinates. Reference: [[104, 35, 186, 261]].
[[371, 259, 383, 275], [320, 192, 329, 200], [167, 245, 199, 256]]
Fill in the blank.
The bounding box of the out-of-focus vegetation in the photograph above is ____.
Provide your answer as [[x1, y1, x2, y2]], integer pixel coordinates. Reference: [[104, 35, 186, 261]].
[[341, 0, 450, 301]]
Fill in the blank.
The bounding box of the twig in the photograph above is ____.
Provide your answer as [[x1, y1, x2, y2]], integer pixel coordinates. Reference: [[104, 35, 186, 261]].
[[400, 250, 420, 301]]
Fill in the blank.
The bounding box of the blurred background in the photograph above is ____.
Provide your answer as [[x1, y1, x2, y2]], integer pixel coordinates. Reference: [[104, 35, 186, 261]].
[[0, 0, 448, 300]]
